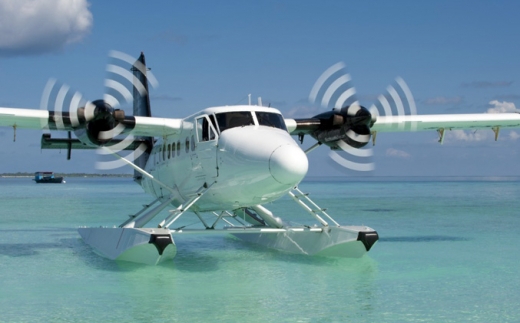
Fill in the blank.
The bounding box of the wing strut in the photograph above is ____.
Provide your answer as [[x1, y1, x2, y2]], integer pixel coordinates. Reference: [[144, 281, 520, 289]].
[[304, 142, 322, 154], [288, 186, 340, 227], [122, 196, 176, 228], [158, 183, 214, 229], [100, 146, 175, 194]]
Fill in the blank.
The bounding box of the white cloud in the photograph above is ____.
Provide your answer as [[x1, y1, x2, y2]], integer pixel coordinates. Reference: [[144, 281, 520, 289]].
[[445, 101, 519, 142], [386, 148, 410, 158], [0, 0, 92, 56], [448, 130, 489, 142], [509, 131, 520, 141], [447, 128, 520, 143], [487, 100, 518, 114]]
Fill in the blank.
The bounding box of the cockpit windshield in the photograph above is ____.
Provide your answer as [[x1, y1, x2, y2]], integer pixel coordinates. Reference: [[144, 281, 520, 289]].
[[255, 112, 287, 131], [214, 111, 287, 133], [215, 112, 254, 132]]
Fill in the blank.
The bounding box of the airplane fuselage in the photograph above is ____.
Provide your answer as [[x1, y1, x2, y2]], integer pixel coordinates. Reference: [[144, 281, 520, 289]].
[[140, 105, 309, 212]]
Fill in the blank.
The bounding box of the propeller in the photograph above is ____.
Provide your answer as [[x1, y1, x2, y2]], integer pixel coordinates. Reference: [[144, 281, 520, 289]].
[[305, 62, 417, 172], [40, 51, 158, 169]]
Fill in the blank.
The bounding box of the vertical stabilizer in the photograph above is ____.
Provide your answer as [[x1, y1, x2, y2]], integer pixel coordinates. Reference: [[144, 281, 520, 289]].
[[132, 52, 154, 183], [133, 52, 152, 118]]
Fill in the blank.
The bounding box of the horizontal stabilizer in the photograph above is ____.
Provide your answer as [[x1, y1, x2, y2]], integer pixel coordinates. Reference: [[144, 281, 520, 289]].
[[41, 133, 148, 151]]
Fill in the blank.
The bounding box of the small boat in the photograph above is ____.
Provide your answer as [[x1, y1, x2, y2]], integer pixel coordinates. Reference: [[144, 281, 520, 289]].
[[33, 172, 65, 184]]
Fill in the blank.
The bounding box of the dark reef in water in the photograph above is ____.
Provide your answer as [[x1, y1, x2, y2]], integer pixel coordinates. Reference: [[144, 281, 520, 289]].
[[0, 172, 132, 178]]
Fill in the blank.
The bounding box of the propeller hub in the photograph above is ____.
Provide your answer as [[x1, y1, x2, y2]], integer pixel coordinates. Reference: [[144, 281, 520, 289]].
[[84, 99, 119, 145], [341, 105, 372, 127], [91, 100, 114, 121]]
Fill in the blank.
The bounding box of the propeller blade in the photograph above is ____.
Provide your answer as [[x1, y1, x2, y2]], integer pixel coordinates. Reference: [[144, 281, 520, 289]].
[[309, 62, 358, 112], [38, 50, 159, 171], [307, 62, 417, 173], [95, 51, 159, 170], [40, 79, 88, 130], [369, 77, 417, 131], [307, 62, 370, 172]]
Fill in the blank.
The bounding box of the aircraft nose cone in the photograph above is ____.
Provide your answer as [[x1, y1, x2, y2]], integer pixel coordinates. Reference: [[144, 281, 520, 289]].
[[269, 144, 308, 185]]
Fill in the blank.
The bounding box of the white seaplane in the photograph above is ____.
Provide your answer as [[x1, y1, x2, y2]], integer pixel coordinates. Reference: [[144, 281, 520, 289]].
[[1, 52, 520, 265]]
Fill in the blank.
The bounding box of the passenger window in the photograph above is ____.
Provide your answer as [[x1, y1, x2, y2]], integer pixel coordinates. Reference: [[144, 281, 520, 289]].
[[177, 141, 180, 156], [171, 142, 175, 158], [185, 137, 189, 153], [167, 144, 171, 159], [191, 135, 196, 151]]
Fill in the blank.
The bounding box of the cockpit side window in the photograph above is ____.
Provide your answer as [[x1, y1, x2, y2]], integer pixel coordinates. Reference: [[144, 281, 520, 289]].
[[196, 115, 218, 142], [215, 112, 254, 133], [255, 112, 287, 131], [208, 114, 218, 132]]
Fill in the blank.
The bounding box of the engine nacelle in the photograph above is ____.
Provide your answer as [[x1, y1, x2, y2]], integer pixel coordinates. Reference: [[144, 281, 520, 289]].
[[311, 105, 372, 149], [341, 124, 371, 149], [314, 124, 371, 149], [73, 100, 124, 147]]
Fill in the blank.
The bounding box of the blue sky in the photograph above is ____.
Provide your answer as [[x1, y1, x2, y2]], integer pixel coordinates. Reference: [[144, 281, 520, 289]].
[[1, 0, 520, 176]]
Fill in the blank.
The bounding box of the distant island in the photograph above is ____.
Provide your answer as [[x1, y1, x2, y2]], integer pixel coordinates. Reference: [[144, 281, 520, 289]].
[[0, 172, 133, 178]]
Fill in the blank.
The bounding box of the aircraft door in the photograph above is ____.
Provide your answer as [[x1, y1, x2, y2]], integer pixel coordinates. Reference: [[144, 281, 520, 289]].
[[195, 115, 219, 182]]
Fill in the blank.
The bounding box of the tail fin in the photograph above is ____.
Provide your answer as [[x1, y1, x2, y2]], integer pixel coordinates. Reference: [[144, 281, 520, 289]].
[[132, 52, 154, 183]]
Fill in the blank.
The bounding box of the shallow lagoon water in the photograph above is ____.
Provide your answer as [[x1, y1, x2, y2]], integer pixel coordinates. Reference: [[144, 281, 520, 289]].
[[0, 177, 519, 322]]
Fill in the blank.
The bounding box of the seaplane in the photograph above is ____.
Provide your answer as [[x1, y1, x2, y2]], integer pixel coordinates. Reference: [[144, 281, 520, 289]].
[[2, 51, 520, 265]]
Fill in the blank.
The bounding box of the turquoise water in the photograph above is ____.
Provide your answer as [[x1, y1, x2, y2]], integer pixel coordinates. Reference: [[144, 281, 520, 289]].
[[1, 177, 519, 322]]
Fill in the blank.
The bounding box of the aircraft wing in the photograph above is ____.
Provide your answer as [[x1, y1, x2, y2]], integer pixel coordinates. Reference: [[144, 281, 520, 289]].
[[0, 107, 182, 137], [126, 116, 182, 137], [0, 107, 49, 129], [286, 113, 520, 135], [370, 113, 520, 133]]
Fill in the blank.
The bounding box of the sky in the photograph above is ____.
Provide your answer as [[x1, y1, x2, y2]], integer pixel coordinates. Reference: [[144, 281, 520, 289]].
[[1, 0, 520, 177]]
